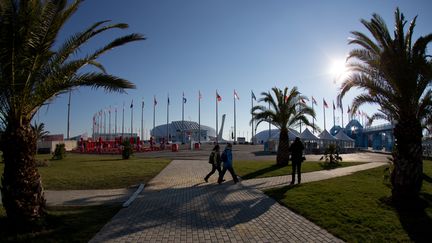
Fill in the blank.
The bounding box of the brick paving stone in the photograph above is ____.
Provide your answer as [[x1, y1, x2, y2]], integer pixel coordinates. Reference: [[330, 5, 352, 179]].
[[89, 159, 369, 242]]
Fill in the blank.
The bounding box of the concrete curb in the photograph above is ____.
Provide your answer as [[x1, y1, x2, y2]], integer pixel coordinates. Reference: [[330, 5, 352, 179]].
[[122, 183, 145, 207]]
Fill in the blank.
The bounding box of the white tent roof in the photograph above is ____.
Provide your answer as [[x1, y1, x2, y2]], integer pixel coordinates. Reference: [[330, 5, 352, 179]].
[[318, 129, 337, 140], [334, 130, 355, 141], [300, 128, 319, 140]]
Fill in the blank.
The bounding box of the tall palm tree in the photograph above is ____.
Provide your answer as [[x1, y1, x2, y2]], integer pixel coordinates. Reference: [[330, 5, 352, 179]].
[[252, 87, 317, 165], [32, 122, 49, 141], [0, 0, 144, 228], [338, 8, 432, 204]]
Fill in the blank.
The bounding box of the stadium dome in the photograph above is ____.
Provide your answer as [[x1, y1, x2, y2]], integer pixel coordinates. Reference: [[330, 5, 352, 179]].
[[151, 121, 216, 143]]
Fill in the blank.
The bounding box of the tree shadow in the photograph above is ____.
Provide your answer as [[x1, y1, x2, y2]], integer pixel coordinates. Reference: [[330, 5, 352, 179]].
[[241, 164, 289, 180], [252, 151, 276, 156], [91, 183, 278, 242], [423, 173, 432, 184], [381, 194, 432, 243], [319, 162, 342, 170]]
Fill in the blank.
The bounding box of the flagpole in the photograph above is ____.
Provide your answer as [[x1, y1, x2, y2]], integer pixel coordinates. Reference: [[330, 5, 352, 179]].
[[216, 90, 219, 144], [115, 107, 117, 136], [341, 106, 344, 128], [333, 101, 335, 128], [122, 102, 125, 137], [109, 106, 111, 138], [323, 99, 326, 131], [268, 91, 271, 141], [141, 99, 144, 140], [130, 100, 133, 138], [251, 90, 254, 144], [153, 96, 156, 137], [311, 97, 315, 134], [104, 109, 107, 135], [182, 92, 185, 144], [198, 91, 201, 144], [166, 94, 169, 141], [234, 90, 236, 143], [67, 90, 71, 139]]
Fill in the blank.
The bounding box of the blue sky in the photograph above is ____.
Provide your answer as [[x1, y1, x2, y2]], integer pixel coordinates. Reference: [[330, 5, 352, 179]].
[[37, 0, 432, 140]]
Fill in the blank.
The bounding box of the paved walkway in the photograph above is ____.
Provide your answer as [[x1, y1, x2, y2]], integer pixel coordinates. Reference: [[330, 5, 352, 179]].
[[90, 160, 364, 242]]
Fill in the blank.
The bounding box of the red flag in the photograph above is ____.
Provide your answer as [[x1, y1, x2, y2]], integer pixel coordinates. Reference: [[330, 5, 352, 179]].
[[216, 91, 222, 102], [323, 99, 329, 108]]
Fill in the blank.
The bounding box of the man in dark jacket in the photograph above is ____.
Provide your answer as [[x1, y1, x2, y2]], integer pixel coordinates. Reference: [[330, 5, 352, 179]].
[[290, 137, 305, 184], [204, 145, 222, 182], [218, 143, 239, 184]]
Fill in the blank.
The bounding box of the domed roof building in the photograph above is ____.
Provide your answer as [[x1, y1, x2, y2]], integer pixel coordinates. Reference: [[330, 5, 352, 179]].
[[151, 121, 216, 143]]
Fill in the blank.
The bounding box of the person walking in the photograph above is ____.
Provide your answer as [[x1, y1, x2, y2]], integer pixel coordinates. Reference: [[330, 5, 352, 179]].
[[204, 145, 222, 182], [290, 137, 305, 184], [218, 143, 239, 184]]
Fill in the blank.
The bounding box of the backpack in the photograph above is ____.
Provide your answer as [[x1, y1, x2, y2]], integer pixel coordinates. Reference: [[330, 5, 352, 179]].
[[208, 151, 215, 164], [221, 150, 227, 163]]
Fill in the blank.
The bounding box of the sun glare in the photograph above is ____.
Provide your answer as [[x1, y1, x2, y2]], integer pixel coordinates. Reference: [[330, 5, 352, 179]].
[[330, 59, 349, 82]]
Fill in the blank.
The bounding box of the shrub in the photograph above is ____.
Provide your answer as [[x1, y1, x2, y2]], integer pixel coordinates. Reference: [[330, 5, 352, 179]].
[[52, 143, 66, 160], [320, 144, 342, 167], [121, 140, 133, 159]]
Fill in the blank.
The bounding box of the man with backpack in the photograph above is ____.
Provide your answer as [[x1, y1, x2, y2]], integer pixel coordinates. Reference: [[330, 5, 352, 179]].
[[218, 143, 239, 184], [204, 144, 222, 182]]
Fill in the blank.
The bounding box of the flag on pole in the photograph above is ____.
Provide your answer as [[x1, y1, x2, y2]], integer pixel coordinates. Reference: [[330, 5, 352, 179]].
[[323, 99, 329, 108], [300, 98, 306, 104], [130, 100, 133, 108], [347, 105, 351, 113], [142, 99, 144, 108], [199, 90, 202, 99], [333, 101, 336, 110], [167, 95, 170, 105], [312, 96, 317, 105], [216, 92, 222, 102], [154, 96, 157, 106], [234, 90, 240, 100], [251, 91, 256, 100]]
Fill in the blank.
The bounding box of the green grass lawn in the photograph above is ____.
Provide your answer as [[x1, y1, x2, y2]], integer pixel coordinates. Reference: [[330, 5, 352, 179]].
[[0, 153, 171, 190], [265, 160, 432, 242], [0, 205, 119, 243], [235, 160, 365, 180]]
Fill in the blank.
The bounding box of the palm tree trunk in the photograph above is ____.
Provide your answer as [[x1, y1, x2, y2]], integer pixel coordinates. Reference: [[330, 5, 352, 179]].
[[276, 127, 290, 165], [1, 120, 46, 229], [391, 116, 423, 204]]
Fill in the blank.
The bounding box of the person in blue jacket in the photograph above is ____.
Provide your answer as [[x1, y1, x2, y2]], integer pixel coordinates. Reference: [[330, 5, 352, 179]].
[[218, 143, 239, 184]]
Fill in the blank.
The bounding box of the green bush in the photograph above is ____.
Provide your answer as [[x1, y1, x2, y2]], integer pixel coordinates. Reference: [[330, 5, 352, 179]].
[[52, 143, 66, 160], [319, 144, 342, 166], [121, 140, 133, 160]]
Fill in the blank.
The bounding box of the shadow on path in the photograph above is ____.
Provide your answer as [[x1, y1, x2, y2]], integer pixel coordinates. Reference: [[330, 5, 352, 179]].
[[241, 164, 290, 180], [92, 183, 276, 242]]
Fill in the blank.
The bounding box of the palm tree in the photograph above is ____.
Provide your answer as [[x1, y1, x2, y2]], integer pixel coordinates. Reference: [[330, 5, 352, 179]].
[[32, 123, 49, 141], [338, 8, 432, 204], [251, 87, 317, 165], [0, 0, 144, 228]]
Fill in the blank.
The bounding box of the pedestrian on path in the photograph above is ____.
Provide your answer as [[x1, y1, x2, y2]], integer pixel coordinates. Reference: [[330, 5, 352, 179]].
[[218, 143, 239, 184], [204, 145, 222, 182], [290, 137, 305, 184]]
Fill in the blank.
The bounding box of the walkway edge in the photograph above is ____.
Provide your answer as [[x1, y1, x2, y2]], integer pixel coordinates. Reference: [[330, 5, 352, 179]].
[[122, 183, 145, 207]]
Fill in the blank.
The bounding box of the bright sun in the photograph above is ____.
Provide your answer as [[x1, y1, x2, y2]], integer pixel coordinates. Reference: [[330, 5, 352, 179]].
[[330, 59, 350, 82]]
